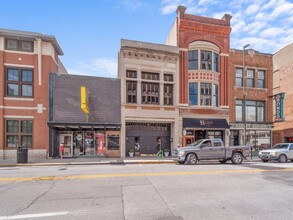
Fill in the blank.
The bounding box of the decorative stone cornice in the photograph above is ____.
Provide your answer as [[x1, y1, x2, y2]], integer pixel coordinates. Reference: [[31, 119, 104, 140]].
[[121, 49, 179, 62]]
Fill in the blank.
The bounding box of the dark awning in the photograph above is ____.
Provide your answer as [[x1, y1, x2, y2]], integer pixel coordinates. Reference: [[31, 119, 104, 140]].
[[47, 121, 121, 130], [183, 118, 229, 129]]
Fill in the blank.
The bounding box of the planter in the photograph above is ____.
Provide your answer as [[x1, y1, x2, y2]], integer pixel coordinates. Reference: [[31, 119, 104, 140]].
[[164, 151, 170, 157], [129, 151, 134, 157]]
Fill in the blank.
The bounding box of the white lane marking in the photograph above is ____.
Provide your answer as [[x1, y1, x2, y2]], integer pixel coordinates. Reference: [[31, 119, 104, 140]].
[[0, 211, 68, 219]]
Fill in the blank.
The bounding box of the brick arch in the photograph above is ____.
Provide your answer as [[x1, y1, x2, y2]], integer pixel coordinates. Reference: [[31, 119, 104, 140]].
[[183, 36, 225, 52]]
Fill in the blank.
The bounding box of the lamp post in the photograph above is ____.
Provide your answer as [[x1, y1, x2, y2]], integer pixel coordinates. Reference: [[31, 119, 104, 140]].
[[242, 43, 250, 159]]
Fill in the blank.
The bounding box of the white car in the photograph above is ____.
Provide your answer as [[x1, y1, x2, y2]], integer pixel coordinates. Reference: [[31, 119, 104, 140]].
[[259, 143, 293, 163]]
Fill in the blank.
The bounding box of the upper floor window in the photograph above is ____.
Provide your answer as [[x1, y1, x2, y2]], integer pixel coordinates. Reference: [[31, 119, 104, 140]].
[[6, 119, 33, 148], [188, 49, 219, 72], [126, 70, 137, 78], [213, 84, 219, 107], [236, 100, 265, 122], [188, 50, 198, 70], [236, 68, 243, 87], [200, 51, 212, 70], [141, 82, 159, 105], [200, 83, 212, 106], [189, 82, 198, 105], [164, 74, 173, 82], [246, 69, 254, 88], [213, 52, 219, 72], [5, 39, 34, 52], [164, 84, 173, 105], [189, 82, 219, 107], [141, 72, 159, 81], [6, 68, 33, 97], [236, 100, 243, 121], [258, 70, 265, 88], [126, 81, 137, 103]]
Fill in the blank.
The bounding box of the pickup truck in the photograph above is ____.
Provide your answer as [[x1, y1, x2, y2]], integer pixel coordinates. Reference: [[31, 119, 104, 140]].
[[172, 138, 250, 165]]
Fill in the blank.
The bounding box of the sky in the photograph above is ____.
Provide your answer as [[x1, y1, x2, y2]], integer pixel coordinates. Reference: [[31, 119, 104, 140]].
[[0, 0, 292, 78]]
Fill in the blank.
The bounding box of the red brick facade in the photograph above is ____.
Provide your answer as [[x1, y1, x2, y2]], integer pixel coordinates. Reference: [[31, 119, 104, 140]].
[[228, 50, 273, 124], [176, 7, 231, 106], [0, 31, 64, 159]]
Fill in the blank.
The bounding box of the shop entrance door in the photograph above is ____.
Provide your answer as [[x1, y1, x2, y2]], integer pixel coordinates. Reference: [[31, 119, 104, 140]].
[[60, 134, 73, 157]]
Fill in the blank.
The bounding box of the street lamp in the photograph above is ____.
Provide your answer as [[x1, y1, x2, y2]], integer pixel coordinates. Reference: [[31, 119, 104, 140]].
[[242, 43, 250, 158]]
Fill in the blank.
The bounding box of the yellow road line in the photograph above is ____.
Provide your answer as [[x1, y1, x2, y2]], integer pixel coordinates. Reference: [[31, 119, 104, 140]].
[[1, 168, 293, 182]]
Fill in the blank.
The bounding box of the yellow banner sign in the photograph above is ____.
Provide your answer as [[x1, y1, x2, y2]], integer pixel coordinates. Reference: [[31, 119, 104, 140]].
[[80, 87, 89, 114]]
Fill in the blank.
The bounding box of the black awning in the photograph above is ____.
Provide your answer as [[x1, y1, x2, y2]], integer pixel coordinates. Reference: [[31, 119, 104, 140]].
[[183, 118, 229, 129], [47, 121, 121, 130]]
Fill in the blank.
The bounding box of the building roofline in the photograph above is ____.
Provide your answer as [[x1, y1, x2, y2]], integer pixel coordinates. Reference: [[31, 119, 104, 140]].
[[121, 38, 179, 54], [0, 28, 64, 55], [273, 42, 293, 55], [230, 48, 272, 56]]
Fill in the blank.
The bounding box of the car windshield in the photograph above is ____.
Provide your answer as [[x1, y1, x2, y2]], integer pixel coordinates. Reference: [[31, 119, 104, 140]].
[[273, 144, 289, 149], [190, 140, 204, 147]]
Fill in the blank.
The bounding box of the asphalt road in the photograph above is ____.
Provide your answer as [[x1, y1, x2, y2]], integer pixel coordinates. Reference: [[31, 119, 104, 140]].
[[0, 161, 293, 220]]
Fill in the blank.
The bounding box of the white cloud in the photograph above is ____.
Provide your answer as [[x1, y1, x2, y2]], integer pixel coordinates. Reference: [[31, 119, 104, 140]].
[[260, 27, 284, 38], [268, 2, 293, 19], [198, 0, 219, 6], [211, 11, 232, 19], [231, 36, 282, 53], [159, 0, 293, 53], [160, 2, 180, 15], [68, 58, 118, 78], [261, 0, 285, 11], [245, 4, 260, 15]]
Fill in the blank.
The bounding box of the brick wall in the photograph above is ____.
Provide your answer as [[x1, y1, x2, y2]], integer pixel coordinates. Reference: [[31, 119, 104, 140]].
[[228, 49, 273, 123], [0, 49, 59, 159]]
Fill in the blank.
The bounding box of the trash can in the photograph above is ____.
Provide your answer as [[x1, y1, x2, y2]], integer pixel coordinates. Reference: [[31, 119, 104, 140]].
[[17, 147, 28, 163]]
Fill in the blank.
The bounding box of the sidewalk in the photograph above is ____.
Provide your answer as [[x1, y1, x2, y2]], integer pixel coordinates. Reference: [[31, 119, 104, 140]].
[[0, 156, 261, 167]]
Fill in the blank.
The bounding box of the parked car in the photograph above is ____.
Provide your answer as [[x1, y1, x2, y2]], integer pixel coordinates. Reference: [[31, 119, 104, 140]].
[[259, 143, 293, 163], [172, 139, 250, 165]]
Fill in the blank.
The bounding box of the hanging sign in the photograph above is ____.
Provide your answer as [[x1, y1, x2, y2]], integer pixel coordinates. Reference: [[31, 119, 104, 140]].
[[274, 92, 285, 122]]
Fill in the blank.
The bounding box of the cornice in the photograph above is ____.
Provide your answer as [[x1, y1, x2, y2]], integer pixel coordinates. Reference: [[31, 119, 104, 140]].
[[179, 20, 231, 37], [121, 49, 179, 62]]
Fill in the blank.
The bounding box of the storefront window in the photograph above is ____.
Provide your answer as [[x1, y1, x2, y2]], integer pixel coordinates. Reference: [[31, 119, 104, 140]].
[[246, 130, 271, 151], [229, 130, 239, 146], [107, 135, 120, 150]]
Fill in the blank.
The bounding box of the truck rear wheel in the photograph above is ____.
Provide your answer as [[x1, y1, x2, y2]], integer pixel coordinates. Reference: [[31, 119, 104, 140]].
[[185, 153, 197, 165], [231, 152, 243, 164]]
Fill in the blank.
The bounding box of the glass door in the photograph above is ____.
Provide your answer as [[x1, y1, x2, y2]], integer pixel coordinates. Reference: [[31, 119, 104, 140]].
[[59, 134, 73, 157]]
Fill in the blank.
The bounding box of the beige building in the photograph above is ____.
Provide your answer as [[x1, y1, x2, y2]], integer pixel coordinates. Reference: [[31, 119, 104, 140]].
[[273, 43, 293, 144], [118, 39, 179, 157]]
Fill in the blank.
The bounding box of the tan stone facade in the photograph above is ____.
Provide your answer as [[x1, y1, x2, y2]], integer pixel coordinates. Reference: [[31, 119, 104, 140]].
[[0, 29, 66, 160], [118, 39, 180, 157], [273, 43, 293, 144]]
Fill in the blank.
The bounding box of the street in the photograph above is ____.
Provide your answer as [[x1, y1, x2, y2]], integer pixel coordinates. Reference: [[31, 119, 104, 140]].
[[1, 161, 293, 220]]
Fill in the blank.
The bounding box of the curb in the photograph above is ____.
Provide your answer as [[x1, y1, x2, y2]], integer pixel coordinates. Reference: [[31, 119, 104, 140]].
[[0, 160, 176, 167]]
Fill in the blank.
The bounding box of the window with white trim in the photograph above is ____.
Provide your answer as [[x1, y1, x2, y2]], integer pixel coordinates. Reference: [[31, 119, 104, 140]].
[[6, 67, 33, 97], [6, 120, 33, 148]]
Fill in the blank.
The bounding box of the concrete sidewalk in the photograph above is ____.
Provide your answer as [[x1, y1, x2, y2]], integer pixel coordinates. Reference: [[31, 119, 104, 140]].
[[0, 156, 261, 167]]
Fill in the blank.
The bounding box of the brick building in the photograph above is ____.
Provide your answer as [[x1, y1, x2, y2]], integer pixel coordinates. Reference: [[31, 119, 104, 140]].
[[165, 6, 232, 146], [228, 49, 273, 150], [273, 43, 293, 144], [0, 28, 66, 160]]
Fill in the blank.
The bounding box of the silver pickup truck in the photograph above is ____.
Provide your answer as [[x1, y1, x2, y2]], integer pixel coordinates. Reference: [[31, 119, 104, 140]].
[[172, 138, 250, 165]]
